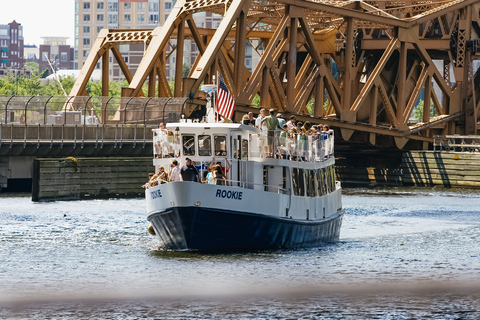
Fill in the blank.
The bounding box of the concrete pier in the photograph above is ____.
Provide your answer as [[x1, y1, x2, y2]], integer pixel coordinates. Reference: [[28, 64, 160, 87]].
[[32, 157, 152, 201], [336, 149, 480, 188]]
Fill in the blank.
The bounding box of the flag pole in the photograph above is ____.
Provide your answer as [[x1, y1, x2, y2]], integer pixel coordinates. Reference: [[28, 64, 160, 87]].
[[215, 71, 219, 123]]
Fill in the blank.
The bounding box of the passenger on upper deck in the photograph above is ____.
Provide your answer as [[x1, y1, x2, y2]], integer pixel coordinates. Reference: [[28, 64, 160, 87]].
[[286, 115, 296, 130], [261, 109, 283, 158], [242, 112, 256, 126], [277, 113, 286, 128], [255, 108, 267, 133]]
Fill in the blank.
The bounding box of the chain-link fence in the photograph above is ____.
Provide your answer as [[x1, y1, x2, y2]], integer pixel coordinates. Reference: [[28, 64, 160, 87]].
[[0, 95, 188, 126]]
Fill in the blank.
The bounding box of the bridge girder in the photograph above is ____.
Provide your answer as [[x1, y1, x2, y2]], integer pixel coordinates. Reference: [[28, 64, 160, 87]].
[[69, 0, 480, 149]]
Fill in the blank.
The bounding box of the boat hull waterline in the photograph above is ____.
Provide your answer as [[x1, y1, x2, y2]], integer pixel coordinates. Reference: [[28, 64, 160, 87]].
[[148, 206, 344, 251]]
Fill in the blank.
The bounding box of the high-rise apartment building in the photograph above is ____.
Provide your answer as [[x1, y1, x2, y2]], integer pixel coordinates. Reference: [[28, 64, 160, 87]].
[[75, 0, 167, 81], [75, 1, 258, 83]]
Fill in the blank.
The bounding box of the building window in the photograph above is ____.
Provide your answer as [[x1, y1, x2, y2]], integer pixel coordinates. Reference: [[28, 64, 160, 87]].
[[97, 27, 103, 33], [83, 2, 90, 10], [124, 14, 131, 23], [124, 56, 128, 63], [75, 14, 79, 24], [165, 2, 172, 10], [137, 14, 145, 22], [83, 38, 90, 45], [124, 2, 131, 11], [97, 14, 104, 22], [61, 52, 68, 62], [83, 14, 90, 22], [107, 2, 118, 12], [83, 26, 90, 34], [97, 2, 104, 10], [149, 2, 159, 12], [108, 14, 118, 24], [83, 50, 89, 58], [137, 2, 145, 11], [74, 50, 78, 59], [42, 52, 48, 61], [149, 14, 159, 24]]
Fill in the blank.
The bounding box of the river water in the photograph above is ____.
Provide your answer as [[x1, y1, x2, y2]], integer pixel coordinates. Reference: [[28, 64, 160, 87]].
[[1, 188, 479, 319]]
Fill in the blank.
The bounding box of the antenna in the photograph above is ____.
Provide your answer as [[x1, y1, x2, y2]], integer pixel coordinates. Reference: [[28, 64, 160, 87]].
[[45, 53, 74, 111], [44, 53, 67, 97]]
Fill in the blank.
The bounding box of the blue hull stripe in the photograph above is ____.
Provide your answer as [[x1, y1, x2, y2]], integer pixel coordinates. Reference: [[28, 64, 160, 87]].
[[148, 207, 344, 251]]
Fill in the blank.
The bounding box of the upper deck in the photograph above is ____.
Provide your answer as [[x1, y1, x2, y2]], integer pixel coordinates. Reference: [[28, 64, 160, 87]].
[[153, 121, 334, 164]]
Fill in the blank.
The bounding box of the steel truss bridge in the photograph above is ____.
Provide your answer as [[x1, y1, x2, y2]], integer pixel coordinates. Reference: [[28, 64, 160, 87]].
[[69, 0, 480, 149]]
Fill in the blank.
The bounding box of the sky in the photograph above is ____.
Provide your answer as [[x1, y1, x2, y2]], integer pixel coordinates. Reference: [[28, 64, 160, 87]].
[[0, 0, 75, 46]]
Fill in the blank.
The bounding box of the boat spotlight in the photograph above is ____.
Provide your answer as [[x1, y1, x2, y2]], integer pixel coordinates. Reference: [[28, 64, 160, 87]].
[[170, 201, 175, 206], [195, 201, 201, 207]]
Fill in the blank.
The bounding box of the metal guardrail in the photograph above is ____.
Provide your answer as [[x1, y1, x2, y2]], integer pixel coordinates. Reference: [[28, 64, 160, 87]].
[[433, 135, 480, 152], [0, 95, 187, 126], [0, 123, 156, 149]]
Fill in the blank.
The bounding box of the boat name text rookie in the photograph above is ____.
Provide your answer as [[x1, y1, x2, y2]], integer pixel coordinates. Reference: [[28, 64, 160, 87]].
[[216, 189, 243, 200], [150, 189, 243, 200]]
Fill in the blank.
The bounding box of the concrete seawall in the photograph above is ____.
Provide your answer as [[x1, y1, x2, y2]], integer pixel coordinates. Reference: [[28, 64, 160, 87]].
[[32, 157, 152, 201], [336, 150, 480, 188], [402, 151, 480, 187], [30, 150, 480, 202]]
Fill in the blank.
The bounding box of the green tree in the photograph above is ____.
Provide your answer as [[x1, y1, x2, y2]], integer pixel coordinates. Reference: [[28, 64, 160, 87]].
[[413, 99, 437, 120], [251, 94, 260, 107], [182, 63, 191, 78], [25, 62, 39, 75]]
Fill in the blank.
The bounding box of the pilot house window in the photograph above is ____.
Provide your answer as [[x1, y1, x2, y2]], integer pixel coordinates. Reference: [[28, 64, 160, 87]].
[[182, 135, 195, 156], [198, 135, 212, 156], [214, 135, 227, 156]]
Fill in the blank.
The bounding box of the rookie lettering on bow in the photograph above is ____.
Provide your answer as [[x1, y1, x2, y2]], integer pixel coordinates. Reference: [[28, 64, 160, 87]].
[[150, 189, 162, 199], [215, 189, 243, 200]]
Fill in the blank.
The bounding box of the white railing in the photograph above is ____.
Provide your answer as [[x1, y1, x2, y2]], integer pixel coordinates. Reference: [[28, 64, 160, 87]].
[[153, 128, 335, 162], [433, 135, 480, 152]]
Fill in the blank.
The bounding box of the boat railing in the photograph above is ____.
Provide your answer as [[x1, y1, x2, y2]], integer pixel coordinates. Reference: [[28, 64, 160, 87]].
[[248, 131, 334, 161], [152, 128, 334, 161], [433, 135, 480, 152]]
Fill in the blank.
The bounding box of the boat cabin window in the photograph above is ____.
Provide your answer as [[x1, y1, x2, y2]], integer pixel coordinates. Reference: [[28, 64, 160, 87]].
[[327, 166, 335, 193], [306, 170, 317, 197], [317, 168, 326, 196], [198, 135, 212, 156], [292, 168, 305, 196], [214, 135, 227, 156], [182, 135, 195, 156], [241, 139, 248, 160]]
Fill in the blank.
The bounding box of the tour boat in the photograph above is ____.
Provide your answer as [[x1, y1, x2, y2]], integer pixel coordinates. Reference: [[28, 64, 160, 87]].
[[145, 120, 344, 251]]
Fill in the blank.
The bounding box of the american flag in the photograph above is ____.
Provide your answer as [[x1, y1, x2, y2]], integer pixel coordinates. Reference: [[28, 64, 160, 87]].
[[216, 74, 235, 120]]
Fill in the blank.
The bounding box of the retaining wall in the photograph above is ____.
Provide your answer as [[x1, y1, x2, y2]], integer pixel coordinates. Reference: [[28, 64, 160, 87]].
[[32, 157, 153, 201]]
